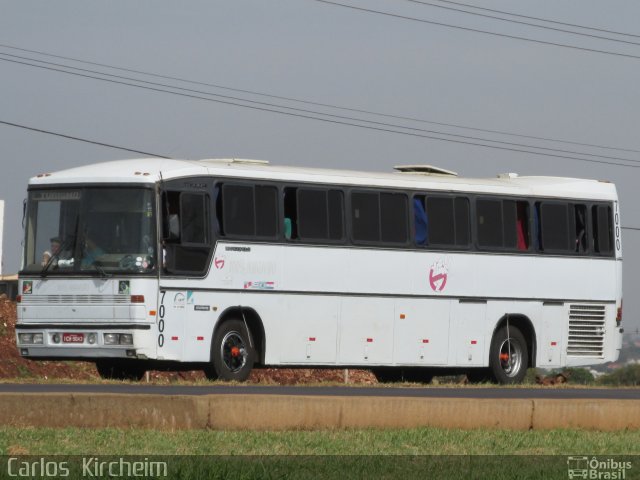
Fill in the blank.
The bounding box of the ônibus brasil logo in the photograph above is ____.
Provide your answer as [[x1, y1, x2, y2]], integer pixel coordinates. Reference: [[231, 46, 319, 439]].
[[429, 260, 448, 292]]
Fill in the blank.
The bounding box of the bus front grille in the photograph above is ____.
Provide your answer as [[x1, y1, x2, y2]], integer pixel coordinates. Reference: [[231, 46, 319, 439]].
[[20, 295, 131, 305], [567, 304, 606, 357]]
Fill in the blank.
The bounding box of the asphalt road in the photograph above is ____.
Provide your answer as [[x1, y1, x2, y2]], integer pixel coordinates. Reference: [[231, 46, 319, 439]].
[[0, 383, 638, 399]]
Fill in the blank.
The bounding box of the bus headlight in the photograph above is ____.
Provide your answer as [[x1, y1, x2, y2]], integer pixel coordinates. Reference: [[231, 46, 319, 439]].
[[19, 333, 43, 345], [119, 334, 133, 345], [104, 333, 119, 345]]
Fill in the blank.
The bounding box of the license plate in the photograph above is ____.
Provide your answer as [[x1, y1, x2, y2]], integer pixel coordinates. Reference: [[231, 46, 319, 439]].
[[62, 333, 84, 343]]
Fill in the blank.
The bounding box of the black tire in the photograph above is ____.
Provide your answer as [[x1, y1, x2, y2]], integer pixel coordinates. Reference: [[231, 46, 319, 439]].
[[95, 359, 146, 381], [211, 319, 256, 381], [489, 325, 528, 384]]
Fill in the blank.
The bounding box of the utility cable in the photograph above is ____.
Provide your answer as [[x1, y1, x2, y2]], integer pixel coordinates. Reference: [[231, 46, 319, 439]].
[[1, 43, 638, 154], [2, 53, 639, 169], [308, 0, 640, 60], [0, 120, 170, 158]]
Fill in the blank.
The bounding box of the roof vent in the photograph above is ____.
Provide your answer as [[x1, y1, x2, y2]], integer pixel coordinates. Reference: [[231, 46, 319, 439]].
[[393, 165, 458, 176], [497, 172, 519, 179], [203, 158, 270, 165]]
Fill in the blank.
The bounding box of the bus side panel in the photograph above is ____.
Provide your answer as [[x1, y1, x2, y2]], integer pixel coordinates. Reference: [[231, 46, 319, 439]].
[[393, 299, 450, 365], [338, 298, 394, 365], [278, 295, 339, 364]]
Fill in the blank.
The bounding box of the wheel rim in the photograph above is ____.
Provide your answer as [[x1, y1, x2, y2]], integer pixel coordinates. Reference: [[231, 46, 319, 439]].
[[220, 331, 248, 373], [498, 337, 523, 378]]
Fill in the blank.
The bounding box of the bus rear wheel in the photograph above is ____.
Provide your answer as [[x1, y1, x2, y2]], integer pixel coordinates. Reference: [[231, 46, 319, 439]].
[[95, 359, 146, 381], [211, 319, 256, 381], [489, 325, 528, 384]]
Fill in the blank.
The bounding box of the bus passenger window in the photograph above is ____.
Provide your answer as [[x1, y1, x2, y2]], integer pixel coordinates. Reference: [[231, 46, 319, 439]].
[[516, 202, 529, 251], [352, 192, 380, 242], [476, 199, 503, 248], [592, 205, 613, 255], [380, 193, 408, 244], [539, 202, 570, 252], [574, 204, 587, 253], [284, 187, 298, 240], [220, 184, 278, 238], [413, 197, 428, 246]]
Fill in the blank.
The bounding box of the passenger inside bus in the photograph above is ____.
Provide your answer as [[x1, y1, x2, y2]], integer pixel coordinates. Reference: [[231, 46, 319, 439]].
[[414, 198, 428, 246]]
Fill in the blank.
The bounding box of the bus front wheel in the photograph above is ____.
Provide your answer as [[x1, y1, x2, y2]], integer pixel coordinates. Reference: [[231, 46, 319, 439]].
[[489, 325, 528, 384], [211, 319, 256, 381]]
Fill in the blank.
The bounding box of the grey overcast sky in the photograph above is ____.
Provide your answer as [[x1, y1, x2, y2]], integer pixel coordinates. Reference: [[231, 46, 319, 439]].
[[1, 0, 639, 330]]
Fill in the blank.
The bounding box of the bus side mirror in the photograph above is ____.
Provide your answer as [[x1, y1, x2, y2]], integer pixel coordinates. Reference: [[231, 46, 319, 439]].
[[165, 214, 180, 241]]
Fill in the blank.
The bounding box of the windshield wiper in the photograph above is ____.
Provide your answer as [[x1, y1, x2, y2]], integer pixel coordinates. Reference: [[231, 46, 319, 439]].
[[40, 234, 76, 277], [91, 261, 111, 279]]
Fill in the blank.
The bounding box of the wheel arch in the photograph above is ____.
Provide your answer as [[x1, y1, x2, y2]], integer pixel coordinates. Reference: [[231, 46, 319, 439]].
[[491, 314, 537, 368], [213, 306, 266, 365]]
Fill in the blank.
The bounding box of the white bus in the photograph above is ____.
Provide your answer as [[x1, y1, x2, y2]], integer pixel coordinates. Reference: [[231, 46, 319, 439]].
[[16, 159, 623, 384]]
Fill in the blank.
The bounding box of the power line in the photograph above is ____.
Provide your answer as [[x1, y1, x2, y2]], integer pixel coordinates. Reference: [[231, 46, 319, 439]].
[[430, 0, 640, 39], [0, 120, 170, 158], [401, 0, 640, 46], [309, 0, 640, 60], [1, 43, 639, 155], [3, 53, 640, 169], [3, 52, 639, 166]]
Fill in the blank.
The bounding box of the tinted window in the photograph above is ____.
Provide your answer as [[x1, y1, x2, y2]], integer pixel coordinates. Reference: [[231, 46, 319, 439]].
[[255, 186, 278, 237], [540, 203, 570, 251], [593, 205, 613, 254], [220, 184, 278, 238], [380, 193, 408, 244], [222, 185, 254, 236], [477, 199, 503, 247], [298, 189, 328, 240], [427, 197, 455, 245], [328, 190, 344, 240], [180, 193, 208, 245], [352, 192, 380, 242], [503, 201, 517, 249], [454, 197, 470, 246]]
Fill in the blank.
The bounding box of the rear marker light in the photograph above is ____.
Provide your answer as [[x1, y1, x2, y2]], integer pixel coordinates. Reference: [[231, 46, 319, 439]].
[[171, 336, 178, 341], [197, 336, 204, 341], [471, 340, 477, 345], [399, 314, 406, 319], [551, 341, 557, 346], [422, 339, 429, 344], [130, 295, 145, 303], [309, 337, 316, 342], [149, 310, 157, 316], [366, 338, 373, 343], [16, 295, 22, 303]]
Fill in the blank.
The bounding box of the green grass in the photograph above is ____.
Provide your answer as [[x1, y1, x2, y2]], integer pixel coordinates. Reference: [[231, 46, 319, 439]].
[[1, 428, 638, 479], [1, 427, 638, 456]]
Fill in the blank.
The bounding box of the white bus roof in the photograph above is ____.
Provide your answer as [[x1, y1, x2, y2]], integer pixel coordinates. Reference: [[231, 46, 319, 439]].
[[28, 158, 618, 201]]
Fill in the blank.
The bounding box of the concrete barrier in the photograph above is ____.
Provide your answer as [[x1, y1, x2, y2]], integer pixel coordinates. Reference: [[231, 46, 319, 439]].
[[0, 393, 638, 430]]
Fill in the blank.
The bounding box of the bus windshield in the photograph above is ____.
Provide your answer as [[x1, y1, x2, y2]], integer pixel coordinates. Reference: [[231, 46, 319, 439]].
[[22, 187, 157, 275]]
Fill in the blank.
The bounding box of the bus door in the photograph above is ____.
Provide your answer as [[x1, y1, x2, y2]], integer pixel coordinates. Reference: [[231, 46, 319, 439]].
[[158, 177, 214, 361]]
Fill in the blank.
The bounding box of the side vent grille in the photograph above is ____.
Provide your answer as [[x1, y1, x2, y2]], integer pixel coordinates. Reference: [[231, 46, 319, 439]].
[[20, 295, 130, 305], [567, 304, 606, 357]]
